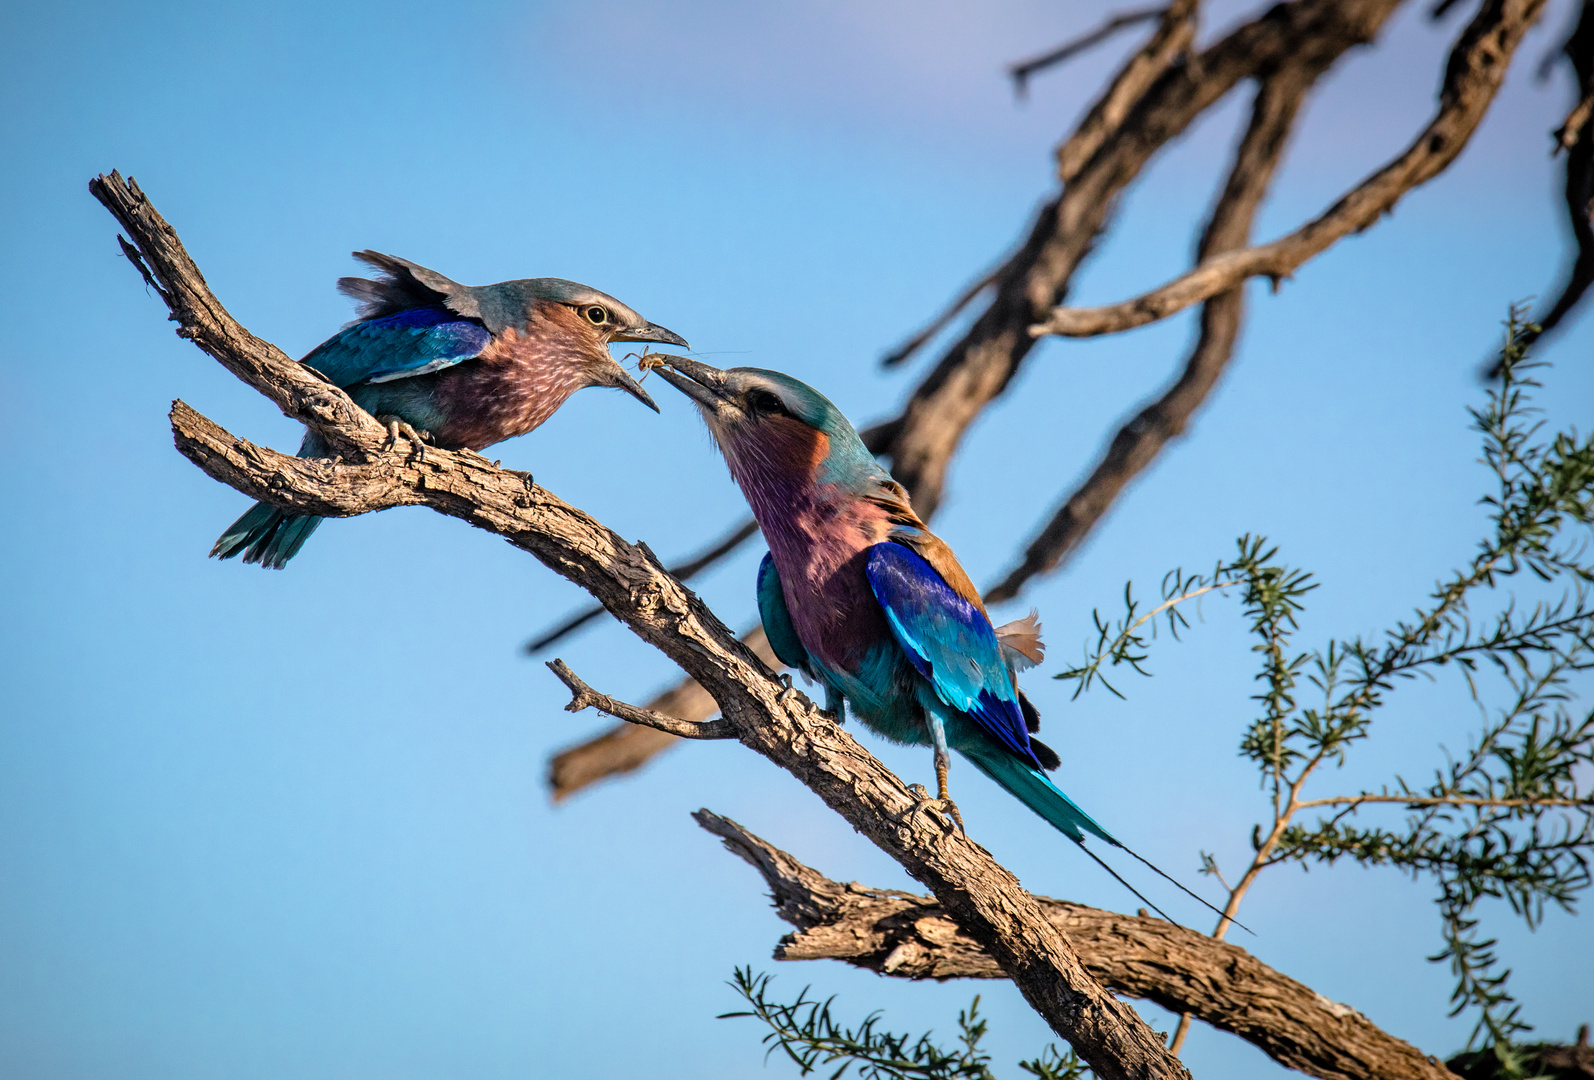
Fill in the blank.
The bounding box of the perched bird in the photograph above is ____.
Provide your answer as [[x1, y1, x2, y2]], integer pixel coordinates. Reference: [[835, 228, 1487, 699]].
[[654, 356, 1232, 921], [213, 251, 686, 568]]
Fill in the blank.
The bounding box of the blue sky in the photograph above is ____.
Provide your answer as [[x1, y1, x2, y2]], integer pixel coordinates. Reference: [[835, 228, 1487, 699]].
[[2, 0, 1591, 1077]]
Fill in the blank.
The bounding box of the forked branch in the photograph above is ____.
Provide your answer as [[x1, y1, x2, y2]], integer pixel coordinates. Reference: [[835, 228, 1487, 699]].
[[1033, 0, 1550, 339], [697, 810, 1459, 1080], [95, 171, 1194, 1080]]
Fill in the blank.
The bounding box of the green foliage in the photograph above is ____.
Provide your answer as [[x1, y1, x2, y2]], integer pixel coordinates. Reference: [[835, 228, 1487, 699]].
[[720, 968, 1090, 1080], [1056, 308, 1594, 1064]]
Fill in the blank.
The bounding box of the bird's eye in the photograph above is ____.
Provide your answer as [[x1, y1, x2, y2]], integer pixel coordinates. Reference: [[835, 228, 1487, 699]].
[[749, 390, 788, 416], [582, 305, 608, 325]]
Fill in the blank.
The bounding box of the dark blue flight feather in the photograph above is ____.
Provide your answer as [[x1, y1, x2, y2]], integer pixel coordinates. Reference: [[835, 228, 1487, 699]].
[[864, 542, 1039, 767]]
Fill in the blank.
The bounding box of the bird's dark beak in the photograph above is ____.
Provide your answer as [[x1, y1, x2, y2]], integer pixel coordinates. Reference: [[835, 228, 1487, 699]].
[[651, 355, 730, 413], [601, 360, 660, 412], [611, 322, 690, 349]]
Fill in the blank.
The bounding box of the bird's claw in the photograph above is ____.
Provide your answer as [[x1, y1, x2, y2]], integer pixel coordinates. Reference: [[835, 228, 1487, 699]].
[[898, 784, 964, 836], [775, 674, 803, 708], [379, 416, 433, 462]]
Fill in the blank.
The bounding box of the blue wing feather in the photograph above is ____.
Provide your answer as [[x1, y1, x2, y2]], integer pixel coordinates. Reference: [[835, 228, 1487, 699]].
[[302, 306, 490, 388], [864, 543, 1037, 765]]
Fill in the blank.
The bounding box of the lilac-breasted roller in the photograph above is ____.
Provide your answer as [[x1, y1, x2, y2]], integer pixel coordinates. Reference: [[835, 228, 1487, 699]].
[[212, 251, 686, 568], [654, 357, 1231, 920]]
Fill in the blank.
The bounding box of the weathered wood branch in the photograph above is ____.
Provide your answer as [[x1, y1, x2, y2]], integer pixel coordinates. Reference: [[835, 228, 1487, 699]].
[[882, 0, 1403, 519], [696, 809, 1461, 1080], [547, 625, 779, 800], [986, 44, 1330, 602], [1053, 0, 1198, 183], [1032, 0, 1549, 338], [1009, 5, 1173, 102], [536, 0, 1411, 795], [1523, 0, 1594, 350], [525, 518, 760, 654], [90, 173, 387, 457], [548, 660, 737, 739], [97, 172, 1194, 1080]]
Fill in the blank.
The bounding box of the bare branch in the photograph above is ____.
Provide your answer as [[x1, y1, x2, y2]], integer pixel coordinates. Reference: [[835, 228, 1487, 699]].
[[1519, 0, 1594, 351], [102, 172, 1195, 1080], [547, 659, 737, 739], [1008, 6, 1170, 101], [526, 518, 759, 654], [544, 0, 1413, 794], [1033, 0, 1550, 339], [880, 257, 1007, 369], [884, 0, 1402, 521], [89, 173, 387, 456], [988, 58, 1324, 602], [1054, 0, 1198, 182], [548, 626, 781, 801], [697, 810, 1461, 1080]]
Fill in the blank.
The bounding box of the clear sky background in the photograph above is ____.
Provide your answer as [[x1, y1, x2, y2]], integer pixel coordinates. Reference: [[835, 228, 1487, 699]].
[[2, 1, 1591, 1077]]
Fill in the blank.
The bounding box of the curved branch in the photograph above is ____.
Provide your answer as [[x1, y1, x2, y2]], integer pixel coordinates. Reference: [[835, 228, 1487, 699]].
[[885, 0, 1402, 520], [100, 172, 1192, 1080], [697, 810, 1461, 1080], [548, 660, 737, 739], [525, 518, 759, 654], [1521, 0, 1594, 350], [1033, 0, 1549, 339], [1295, 793, 1594, 809], [1053, 0, 1198, 183], [1008, 6, 1171, 101], [988, 57, 1325, 602], [547, 626, 780, 801]]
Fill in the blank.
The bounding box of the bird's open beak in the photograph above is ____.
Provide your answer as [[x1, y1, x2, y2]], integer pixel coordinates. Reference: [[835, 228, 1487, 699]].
[[601, 360, 660, 412], [611, 322, 690, 349], [651, 355, 730, 413]]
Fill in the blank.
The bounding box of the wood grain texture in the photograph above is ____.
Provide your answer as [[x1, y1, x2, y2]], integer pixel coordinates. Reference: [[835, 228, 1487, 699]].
[[696, 810, 1461, 1080]]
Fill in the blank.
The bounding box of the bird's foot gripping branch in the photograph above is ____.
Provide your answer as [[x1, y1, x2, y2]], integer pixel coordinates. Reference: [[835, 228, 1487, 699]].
[[91, 170, 1197, 1080]]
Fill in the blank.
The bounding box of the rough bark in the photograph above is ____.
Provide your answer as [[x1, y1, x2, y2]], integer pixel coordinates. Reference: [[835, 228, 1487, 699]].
[[94, 171, 1194, 1080], [987, 48, 1329, 601], [1033, 0, 1550, 338], [696, 809, 1462, 1080], [884, 0, 1404, 518]]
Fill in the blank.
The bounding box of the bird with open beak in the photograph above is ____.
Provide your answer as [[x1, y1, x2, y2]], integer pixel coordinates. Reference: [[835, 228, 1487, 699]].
[[213, 251, 686, 568], [651, 355, 1238, 923]]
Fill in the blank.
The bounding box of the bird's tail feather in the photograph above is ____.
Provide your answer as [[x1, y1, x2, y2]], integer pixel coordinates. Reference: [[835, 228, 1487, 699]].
[[212, 502, 324, 569], [963, 746, 1247, 932]]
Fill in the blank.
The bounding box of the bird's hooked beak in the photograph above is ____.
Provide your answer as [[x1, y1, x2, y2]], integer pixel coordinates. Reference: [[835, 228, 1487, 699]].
[[650, 356, 731, 415], [611, 322, 690, 349]]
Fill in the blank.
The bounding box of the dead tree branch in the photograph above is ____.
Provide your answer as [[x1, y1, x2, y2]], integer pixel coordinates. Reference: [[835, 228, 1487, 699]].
[[525, 518, 759, 654], [1009, 6, 1172, 101], [546, 626, 779, 800], [696, 810, 1460, 1080], [95, 171, 1195, 1080], [1523, 0, 1594, 350], [548, 660, 738, 739], [1033, 0, 1550, 339], [986, 45, 1333, 602], [542, 0, 1413, 795]]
